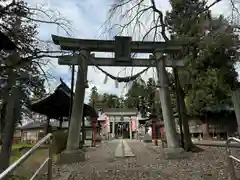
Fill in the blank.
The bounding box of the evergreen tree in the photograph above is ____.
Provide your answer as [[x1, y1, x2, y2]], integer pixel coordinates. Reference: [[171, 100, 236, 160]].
[[89, 86, 99, 107], [166, 0, 239, 116], [124, 78, 146, 108]]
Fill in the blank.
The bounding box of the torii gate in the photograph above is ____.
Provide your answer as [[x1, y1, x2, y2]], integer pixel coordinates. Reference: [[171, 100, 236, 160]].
[[52, 35, 185, 164]]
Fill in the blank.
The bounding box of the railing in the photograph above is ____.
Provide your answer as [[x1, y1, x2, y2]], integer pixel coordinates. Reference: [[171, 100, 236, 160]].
[[226, 137, 240, 180], [0, 133, 53, 180]]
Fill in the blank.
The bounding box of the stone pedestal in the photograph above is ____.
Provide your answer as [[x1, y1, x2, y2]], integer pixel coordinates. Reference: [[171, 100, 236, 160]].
[[56, 149, 85, 164]]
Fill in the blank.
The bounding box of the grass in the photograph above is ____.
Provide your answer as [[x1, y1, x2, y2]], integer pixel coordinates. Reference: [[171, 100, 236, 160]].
[[0, 143, 54, 179], [0, 143, 34, 151], [12, 148, 55, 179], [12, 143, 34, 149], [0, 143, 56, 164], [10, 143, 34, 163], [0, 143, 34, 163], [8, 143, 58, 179]]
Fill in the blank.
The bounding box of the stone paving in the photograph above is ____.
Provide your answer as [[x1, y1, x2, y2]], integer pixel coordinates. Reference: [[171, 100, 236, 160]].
[[52, 139, 240, 180]]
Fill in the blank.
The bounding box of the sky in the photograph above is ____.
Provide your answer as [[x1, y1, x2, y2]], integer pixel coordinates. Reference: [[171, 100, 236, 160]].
[[25, 0, 237, 103]]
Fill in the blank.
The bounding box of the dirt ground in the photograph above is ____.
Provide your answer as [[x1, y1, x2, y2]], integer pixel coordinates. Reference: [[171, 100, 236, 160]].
[[51, 140, 240, 180]]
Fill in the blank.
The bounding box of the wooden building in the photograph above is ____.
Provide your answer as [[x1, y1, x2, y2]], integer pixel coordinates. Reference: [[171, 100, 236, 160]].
[[16, 121, 68, 143], [174, 106, 237, 140], [27, 80, 98, 145], [98, 108, 138, 139]]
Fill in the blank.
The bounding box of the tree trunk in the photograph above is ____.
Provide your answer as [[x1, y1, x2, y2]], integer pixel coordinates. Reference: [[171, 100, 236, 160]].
[[0, 101, 7, 145], [0, 86, 20, 173], [179, 88, 195, 150], [174, 68, 194, 151], [232, 89, 240, 136]]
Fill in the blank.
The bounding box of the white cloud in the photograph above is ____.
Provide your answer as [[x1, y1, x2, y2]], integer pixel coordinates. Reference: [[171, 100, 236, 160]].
[[26, 0, 237, 103]]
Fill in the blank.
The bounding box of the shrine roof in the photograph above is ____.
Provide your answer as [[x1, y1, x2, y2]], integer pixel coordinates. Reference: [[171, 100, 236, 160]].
[[102, 108, 138, 116], [17, 121, 68, 130], [29, 80, 98, 119]]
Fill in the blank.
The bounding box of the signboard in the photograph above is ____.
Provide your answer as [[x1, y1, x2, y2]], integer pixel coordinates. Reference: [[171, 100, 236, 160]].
[[114, 36, 132, 66]]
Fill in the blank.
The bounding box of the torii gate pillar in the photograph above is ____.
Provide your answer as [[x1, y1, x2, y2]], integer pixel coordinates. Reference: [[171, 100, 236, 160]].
[[57, 50, 89, 164], [155, 51, 184, 156]]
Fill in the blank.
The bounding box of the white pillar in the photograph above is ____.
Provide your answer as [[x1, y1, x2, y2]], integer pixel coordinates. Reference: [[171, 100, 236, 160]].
[[155, 51, 180, 148], [129, 117, 132, 140], [112, 117, 115, 138]]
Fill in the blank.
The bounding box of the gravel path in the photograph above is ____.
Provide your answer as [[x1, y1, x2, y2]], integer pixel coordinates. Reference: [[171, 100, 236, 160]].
[[52, 139, 240, 180]]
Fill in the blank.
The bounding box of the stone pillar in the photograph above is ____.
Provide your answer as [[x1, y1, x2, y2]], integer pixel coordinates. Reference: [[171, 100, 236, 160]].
[[66, 51, 89, 150], [155, 51, 181, 149], [129, 118, 132, 140], [112, 117, 115, 139], [58, 50, 89, 164], [232, 90, 240, 136]]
